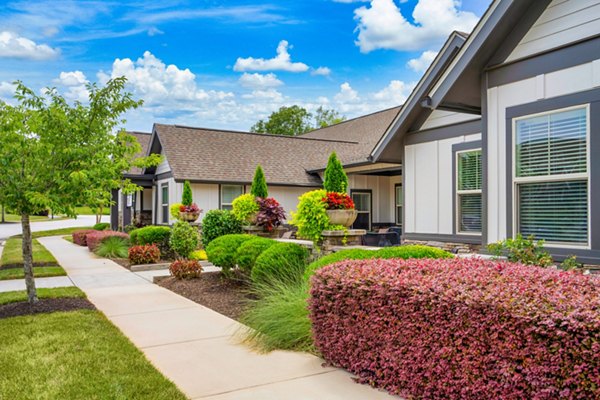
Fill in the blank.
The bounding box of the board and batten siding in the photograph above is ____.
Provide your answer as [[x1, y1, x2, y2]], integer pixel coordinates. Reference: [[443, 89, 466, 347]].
[[420, 110, 480, 131], [507, 0, 600, 62], [486, 58, 600, 243], [404, 133, 481, 235]]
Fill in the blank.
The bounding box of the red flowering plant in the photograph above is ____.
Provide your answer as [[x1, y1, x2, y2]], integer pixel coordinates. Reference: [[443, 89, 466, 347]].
[[179, 203, 202, 213], [255, 197, 286, 232], [321, 192, 354, 210]]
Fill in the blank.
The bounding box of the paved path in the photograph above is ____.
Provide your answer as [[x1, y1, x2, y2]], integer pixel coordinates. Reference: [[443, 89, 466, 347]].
[[0, 215, 107, 240], [38, 236, 396, 400], [0, 275, 74, 293]]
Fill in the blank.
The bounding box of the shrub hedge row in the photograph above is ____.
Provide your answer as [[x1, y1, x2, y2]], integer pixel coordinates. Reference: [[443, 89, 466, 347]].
[[251, 242, 309, 285], [206, 234, 254, 275], [309, 258, 600, 399], [72, 229, 95, 246], [235, 237, 277, 273], [130, 226, 172, 257], [86, 231, 129, 252]]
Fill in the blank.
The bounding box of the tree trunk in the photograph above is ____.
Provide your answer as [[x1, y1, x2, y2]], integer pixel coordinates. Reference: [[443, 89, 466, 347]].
[[96, 207, 102, 224], [21, 214, 38, 304]]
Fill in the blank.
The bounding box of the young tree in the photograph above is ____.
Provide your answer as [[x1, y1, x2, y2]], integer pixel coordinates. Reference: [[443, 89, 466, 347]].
[[251, 165, 268, 198], [182, 181, 193, 206], [250, 105, 313, 136], [323, 152, 348, 193], [0, 78, 156, 303], [314, 106, 345, 128]]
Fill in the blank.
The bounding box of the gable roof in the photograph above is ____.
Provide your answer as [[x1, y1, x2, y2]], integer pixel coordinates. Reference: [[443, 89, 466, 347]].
[[370, 31, 469, 162], [127, 131, 152, 175]]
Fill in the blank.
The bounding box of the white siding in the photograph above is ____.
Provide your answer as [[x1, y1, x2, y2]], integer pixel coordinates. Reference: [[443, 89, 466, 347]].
[[420, 110, 480, 130], [156, 150, 171, 174], [404, 134, 482, 235], [508, 0, 600, 61], [486, 58, 600, 243], [156, 177, 176, 224]]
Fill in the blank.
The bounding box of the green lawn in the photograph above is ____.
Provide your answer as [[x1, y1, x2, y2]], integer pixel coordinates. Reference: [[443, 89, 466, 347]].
[[74, 206, 110, 215], [0, 287, 84, 305], [1, 214, 66, 223], [1, 238, 58, 266], [0, 238, 66, 280], [12, 226, 93, 240], [62, 235, 74, 243], [0, 290, 185, 399]]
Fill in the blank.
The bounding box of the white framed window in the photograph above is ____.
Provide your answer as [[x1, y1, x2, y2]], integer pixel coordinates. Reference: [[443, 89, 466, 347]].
[[161, 183, 169, 224], [456, 149, 482, 234], [220, 185, 244, 210], [513, 105, 590, 247], [395, 184, 403, 227]]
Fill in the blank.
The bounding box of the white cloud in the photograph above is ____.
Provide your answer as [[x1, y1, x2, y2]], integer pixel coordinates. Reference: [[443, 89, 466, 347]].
[[238, 73, 283, 89], [311, 66, 332, 76], [407, 50, 438, 72], [0, 31, 59, 60], [373, 79, 414, 105], [242, 89, 285, 102], [147, 27, 164, 36], [53, 71, 89, 102], [334, 82, 360, 103], [353, 0, 479, 53], [56, 71, 87, 86], [0, 81, 17, 103], [103, 51, 233, 104], [234, 40, 309, 73]]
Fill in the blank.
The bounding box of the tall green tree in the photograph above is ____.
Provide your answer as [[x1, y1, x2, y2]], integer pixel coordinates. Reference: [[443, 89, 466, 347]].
[[250, 165, 268, 198], [182, 181, 193, 206], [314, 106, 346, 128], [323, 152, 348, 193], [0, 78, 157, 304], [250, 105, 313, 136]]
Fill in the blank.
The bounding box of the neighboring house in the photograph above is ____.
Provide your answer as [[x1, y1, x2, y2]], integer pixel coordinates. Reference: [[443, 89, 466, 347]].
[[115, 107, 403, 231], [371, 0, 600, 262]]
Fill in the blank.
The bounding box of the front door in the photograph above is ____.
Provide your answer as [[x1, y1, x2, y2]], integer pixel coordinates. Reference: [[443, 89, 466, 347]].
[[351, 190, 371, 231]]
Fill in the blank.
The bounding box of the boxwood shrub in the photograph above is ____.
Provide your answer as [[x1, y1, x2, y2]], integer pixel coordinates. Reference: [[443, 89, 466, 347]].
[[206, 234, 254, 275], [92, 222, 110, 231], [201, 210, 242, 247], [235, 237, 277, 273], [310, 258, 600, 399], [303, 245, 452, 280], [130, 226, 172, 257], [251, 242, 309, 285]]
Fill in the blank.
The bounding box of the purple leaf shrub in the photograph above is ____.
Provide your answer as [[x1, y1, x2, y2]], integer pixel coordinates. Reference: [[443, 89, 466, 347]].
[[255, 197, 285, 232], [309, 258, 600, 399]]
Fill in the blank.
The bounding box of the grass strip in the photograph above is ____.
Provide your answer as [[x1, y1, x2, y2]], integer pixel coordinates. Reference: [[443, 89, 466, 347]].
[[0, 287, 84, 306], [0, 266, 66, 281]]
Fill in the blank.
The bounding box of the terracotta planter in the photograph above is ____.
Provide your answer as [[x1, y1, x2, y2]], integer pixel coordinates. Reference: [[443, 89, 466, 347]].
[[179, 211, 200, 222], [326, 209, 357, 228]]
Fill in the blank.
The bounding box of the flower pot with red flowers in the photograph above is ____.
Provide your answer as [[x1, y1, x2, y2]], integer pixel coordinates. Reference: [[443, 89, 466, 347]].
[[322, 192, 357, 228], [179, 203, 202, 222]]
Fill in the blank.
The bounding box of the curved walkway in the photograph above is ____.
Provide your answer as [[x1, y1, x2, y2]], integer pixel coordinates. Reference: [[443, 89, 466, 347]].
[[38, 236, 397, 400]]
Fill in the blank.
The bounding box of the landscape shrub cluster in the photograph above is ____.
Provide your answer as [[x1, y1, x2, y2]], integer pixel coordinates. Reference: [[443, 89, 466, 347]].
[[251, 242, 309, 285], [206, 234, 254, 276], [86, 231, 129, 252], [169, 259, 203, 279], [128, 244, 161, 265], [72, 229, 95, 246], [309, 257, 600, 399], [235, 237, 276, 273], [130, 226, 172, 256], [201, 210, 242, 247], [169, 221, 199, 258], [95, 236, 129, 258], [92, 222, 110, 231]]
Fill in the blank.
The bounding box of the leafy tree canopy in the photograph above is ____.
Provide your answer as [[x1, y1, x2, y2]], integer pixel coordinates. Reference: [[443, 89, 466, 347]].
[[250, 105, 345, 136]]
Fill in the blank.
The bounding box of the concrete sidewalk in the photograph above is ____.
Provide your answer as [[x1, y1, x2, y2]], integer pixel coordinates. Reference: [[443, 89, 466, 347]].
[[38, 236, 396, 400]]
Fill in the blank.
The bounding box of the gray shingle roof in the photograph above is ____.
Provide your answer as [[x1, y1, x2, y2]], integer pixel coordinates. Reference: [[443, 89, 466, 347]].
[[151, 106, 402, 186]]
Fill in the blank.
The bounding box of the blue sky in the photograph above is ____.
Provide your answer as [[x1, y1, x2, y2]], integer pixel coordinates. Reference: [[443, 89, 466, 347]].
[[0, 0, 491, 131]]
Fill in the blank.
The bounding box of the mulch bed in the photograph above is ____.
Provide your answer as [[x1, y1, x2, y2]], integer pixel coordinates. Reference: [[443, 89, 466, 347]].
[[0, 298, 96, 319], [158, 272, 255, 321]]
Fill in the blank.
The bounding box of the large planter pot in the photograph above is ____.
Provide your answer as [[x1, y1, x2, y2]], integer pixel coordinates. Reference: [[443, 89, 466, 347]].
[[179, 211, 200, 222], [326, 209, 357, 228]]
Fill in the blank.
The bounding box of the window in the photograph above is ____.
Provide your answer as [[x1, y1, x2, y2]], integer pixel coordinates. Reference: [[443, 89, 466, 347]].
[[220, 185, 243, 210], [395, 184, 403, 227], [456, 149, 482, 234], [351, 191, 371, 231], [161, 184, 169, 224], [514, 106, 589, 246]]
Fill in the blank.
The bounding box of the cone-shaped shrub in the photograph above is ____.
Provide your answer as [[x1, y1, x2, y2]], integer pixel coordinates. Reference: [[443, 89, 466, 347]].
[[251, 165, 268, 198], [182, 180, 193, 206], [323, 152, 347, 193]]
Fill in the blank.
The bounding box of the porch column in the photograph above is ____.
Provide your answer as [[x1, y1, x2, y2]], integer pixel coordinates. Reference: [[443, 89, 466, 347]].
[[122, 192, 132, 228], [110, 189, 119, 230]]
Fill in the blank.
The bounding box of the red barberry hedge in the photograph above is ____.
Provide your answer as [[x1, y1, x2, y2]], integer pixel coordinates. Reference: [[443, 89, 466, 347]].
[[128, 244, 161, 265], [309, 258, 600, 400], [72, 229, 95, 246], [86, 231, 129, 252]]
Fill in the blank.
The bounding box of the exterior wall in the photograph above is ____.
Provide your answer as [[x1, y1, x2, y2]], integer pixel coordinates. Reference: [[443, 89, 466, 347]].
[[420, 110, 479, 130], [348, 174, 401, 224], [155, 150, 171, 175], [404, 133, 481, 235], [486, 58, 600, 245], [156, 177, 177, 225], [507, 0, 600, 62], [267, 186, 316, 219]]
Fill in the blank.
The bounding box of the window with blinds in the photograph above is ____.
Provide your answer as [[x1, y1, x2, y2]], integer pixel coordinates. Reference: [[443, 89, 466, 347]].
[[457, 150, 482, 234], [220, 185, 243, 210], [514, 106, 589, 245]]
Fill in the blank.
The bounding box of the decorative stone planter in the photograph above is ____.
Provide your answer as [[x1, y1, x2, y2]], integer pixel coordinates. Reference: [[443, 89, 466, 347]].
[[326, 209, 357, 227], [321, 229, 367, 253], [243, 225, 288, 238], [179, 211, 200, 222]]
